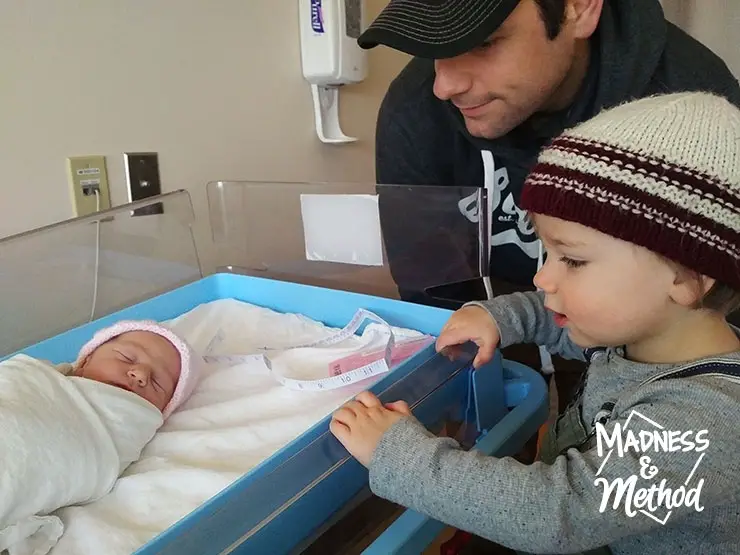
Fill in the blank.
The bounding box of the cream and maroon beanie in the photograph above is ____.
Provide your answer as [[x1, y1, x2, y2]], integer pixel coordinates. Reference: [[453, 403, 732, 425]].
[[521, 92, 740, 290]]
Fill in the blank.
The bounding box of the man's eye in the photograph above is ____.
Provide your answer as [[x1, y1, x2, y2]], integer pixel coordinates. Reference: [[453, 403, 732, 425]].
[[486, 34, 506, 46], [477, 37, 500, 50]]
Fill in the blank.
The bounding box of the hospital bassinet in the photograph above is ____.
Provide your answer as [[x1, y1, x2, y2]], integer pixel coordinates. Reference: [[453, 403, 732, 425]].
[[0, 181, 548, 554]]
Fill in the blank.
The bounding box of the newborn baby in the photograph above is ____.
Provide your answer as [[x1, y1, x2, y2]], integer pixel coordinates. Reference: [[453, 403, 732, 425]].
[[70, 320, 199, 417], [0, 320, 200, 555]]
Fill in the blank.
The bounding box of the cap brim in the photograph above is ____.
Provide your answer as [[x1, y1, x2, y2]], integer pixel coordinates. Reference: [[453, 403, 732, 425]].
[[358, 0, 521, 59]]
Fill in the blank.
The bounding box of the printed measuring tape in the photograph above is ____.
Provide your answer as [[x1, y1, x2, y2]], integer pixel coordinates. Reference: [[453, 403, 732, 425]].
[[202, 309, 433, 392]]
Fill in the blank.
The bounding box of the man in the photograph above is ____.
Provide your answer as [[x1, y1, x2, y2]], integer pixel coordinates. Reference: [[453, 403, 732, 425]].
[[358, 0, 740, 306]]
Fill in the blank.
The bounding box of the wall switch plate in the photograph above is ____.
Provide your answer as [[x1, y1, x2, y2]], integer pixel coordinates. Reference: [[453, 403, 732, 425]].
[[124, 152, 163, 216], [66, 155, 111, 217]]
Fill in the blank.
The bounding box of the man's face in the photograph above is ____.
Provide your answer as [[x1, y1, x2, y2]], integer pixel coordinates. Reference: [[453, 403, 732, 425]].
[[433, 0, 592, 139]]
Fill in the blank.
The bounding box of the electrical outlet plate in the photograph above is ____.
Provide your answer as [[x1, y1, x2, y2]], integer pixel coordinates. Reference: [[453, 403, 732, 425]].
[[124, 152, 163, 215], [66, 155, 112, 217]]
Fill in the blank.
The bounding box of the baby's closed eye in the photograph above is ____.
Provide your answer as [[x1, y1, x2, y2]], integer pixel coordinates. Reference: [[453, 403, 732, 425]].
[[114, 349, 135, 363]]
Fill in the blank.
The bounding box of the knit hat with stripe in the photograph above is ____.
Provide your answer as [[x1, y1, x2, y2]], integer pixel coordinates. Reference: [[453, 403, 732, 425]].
[[521, 92, 740, 290]]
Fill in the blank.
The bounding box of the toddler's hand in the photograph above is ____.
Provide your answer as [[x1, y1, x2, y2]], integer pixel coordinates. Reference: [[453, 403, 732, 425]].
[[330, 391, 412, 467], [436, 305, 501, 369]]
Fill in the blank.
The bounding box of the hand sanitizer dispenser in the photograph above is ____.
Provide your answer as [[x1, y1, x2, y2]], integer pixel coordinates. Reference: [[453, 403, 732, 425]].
[[299, 0, 367, 143]]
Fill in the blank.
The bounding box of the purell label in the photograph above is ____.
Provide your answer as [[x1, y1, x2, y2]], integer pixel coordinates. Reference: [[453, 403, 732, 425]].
[[310, 0, 325, 33]]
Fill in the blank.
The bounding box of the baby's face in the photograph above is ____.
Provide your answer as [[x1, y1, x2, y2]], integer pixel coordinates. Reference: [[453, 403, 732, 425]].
[[76, 331, 181, 411]]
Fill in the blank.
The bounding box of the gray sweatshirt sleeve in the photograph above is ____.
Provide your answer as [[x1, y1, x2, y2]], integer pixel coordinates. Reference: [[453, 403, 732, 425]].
[[466, 291, 586, 361], [368, 375, 740, 553]]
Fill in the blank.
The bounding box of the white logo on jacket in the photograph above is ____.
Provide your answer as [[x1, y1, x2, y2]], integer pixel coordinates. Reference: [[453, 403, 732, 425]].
[[457, 151, 538, 259]]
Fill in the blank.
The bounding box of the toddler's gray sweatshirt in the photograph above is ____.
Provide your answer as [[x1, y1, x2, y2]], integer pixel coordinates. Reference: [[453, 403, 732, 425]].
[[368, 291, 740, 554]]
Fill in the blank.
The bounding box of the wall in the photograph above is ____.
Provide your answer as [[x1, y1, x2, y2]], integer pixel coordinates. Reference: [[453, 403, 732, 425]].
[[661, 0, 740, 76], [0, 0, 411, 353], [0, 0, 409, 242]]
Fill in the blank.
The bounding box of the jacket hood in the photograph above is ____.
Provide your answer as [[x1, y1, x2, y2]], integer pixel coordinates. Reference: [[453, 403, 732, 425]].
[[592, 0, 667, 110]]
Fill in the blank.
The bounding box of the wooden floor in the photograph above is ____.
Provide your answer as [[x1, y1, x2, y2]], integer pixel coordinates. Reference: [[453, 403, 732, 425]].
[[299, 491, 520, 555], [299, 493, 457, 555]]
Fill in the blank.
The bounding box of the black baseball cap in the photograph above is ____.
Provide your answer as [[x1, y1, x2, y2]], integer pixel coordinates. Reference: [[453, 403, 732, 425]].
[[358, 0, 521, 59]]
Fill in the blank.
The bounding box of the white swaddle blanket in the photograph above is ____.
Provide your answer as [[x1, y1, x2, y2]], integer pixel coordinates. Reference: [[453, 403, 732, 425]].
[[0, 355, 162, 555]]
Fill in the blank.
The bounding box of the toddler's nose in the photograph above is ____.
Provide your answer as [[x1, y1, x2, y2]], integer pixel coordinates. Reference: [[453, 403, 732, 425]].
[[533, 258, 558, 294]]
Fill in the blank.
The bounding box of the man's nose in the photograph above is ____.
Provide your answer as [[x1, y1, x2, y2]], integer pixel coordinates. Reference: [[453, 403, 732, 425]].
[[127, 366, 150, 387], [433, 58, 472, 101]]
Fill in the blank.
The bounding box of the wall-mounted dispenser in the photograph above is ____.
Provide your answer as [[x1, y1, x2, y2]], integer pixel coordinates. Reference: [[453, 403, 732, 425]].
[[298, 0, 367, 144]]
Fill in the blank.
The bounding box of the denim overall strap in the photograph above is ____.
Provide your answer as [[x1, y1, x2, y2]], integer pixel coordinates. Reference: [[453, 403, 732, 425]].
[[538, 347, 605, 466], [641, 358, 740, 385]]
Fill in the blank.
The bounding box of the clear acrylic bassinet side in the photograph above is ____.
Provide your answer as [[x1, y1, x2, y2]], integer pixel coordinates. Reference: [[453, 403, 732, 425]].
[[204, 180, 491, 305], [0, 191, 202, 358]]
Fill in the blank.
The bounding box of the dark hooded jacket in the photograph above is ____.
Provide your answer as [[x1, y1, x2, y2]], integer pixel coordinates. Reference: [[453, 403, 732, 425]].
[[375, 0, 740, 305]]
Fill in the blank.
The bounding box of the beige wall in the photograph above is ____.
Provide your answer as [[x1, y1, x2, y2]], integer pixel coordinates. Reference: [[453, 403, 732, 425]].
[[661, 0, 740, 77], [0, 0, 409, 242], [0, 0, 412, 354]]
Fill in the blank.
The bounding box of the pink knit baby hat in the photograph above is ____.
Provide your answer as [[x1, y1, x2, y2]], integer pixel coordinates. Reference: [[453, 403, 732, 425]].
[[75, 320, 200, 418]]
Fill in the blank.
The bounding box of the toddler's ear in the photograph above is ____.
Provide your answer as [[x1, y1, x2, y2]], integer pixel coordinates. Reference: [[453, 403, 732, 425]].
[[670, 267, 715, 308]]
